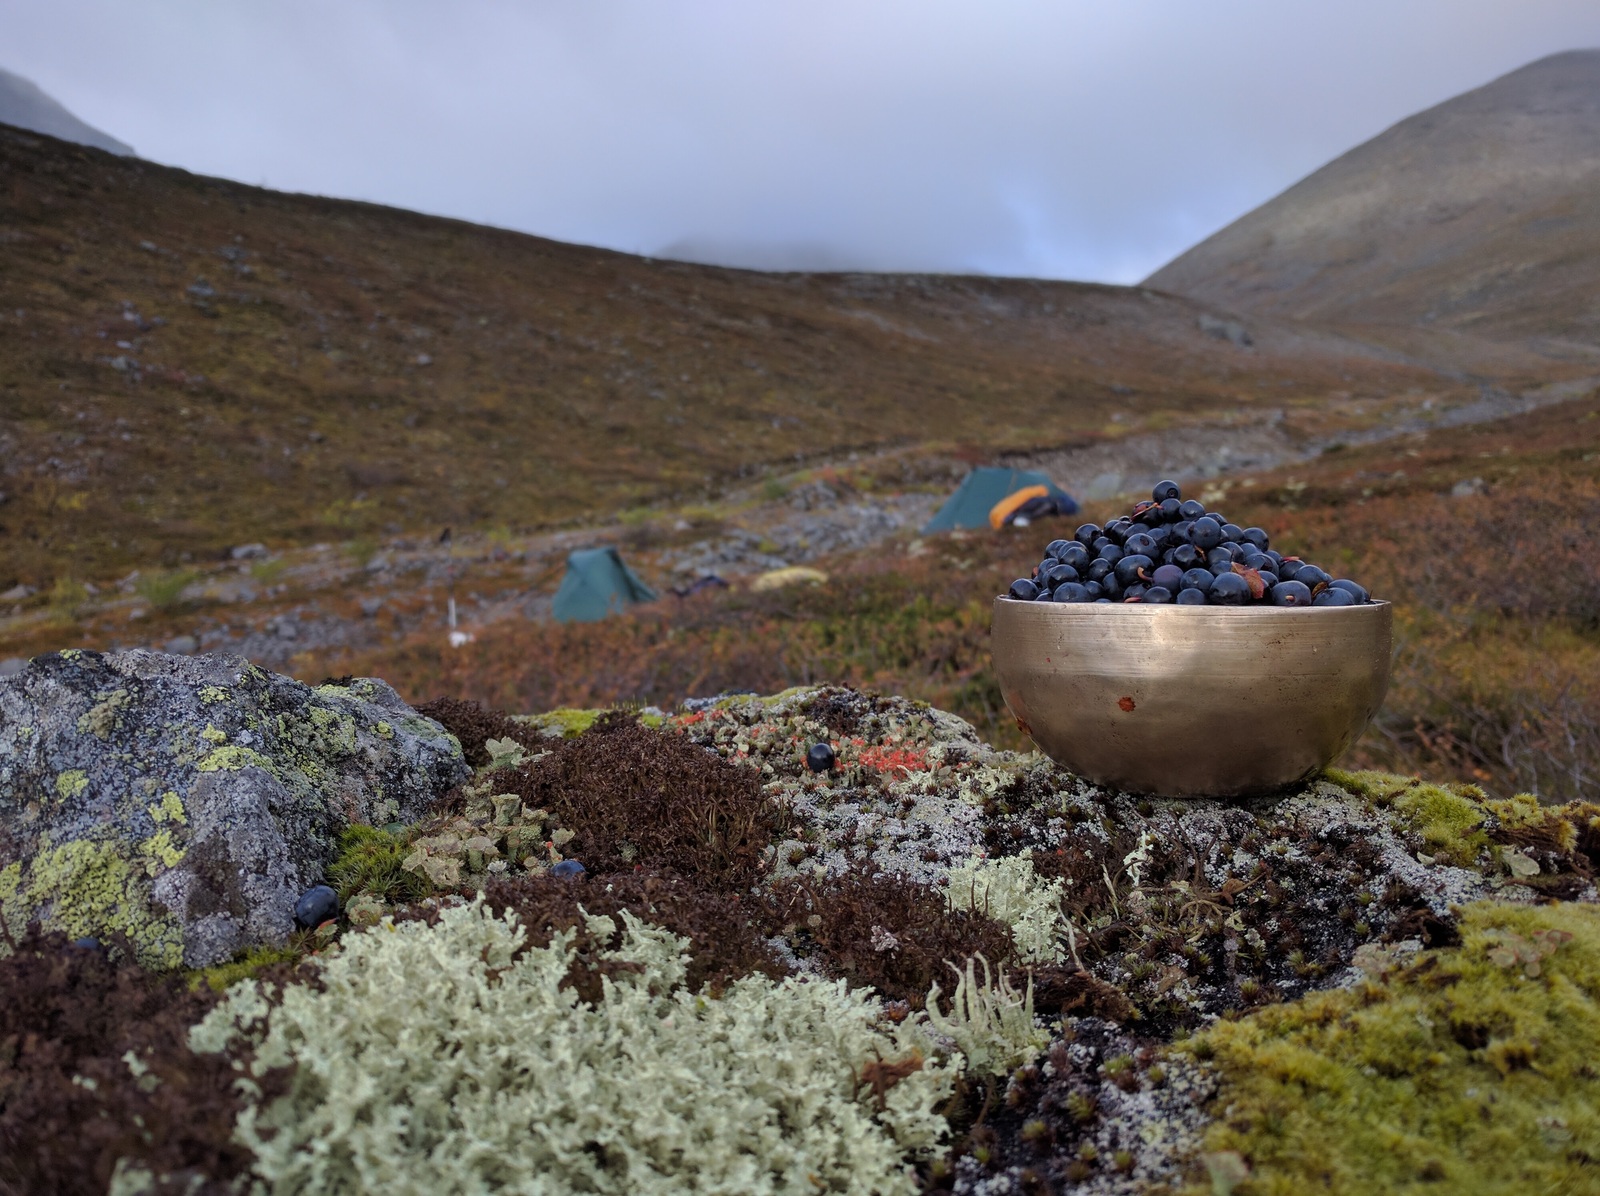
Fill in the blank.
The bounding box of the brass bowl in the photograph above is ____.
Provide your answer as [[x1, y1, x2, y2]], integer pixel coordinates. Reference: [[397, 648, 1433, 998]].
[[991, 598, 1393, 798]]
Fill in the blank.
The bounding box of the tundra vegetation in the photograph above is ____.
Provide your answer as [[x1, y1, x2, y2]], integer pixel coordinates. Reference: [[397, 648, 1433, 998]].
[[4, 685, 1599, 1194]]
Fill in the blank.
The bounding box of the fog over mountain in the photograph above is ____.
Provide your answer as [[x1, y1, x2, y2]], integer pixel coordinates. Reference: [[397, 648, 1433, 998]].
[[0, 67, 131, 156]]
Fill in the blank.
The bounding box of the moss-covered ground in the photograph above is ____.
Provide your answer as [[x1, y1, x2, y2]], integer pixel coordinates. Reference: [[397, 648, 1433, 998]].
[[10, 686, 1594, 1194], [1186, 900, 1600, 1195]]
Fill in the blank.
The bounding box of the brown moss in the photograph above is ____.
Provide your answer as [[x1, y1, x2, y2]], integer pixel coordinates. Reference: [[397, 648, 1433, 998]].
[[414, 696, 539, 769], [492, 713, 781, 896], [769, 871, 1016, 1009], [0, 929, 259, 1196]]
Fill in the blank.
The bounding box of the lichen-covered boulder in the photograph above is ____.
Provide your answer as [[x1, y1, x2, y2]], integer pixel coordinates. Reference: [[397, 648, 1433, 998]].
[[0, 649, 468, 967]]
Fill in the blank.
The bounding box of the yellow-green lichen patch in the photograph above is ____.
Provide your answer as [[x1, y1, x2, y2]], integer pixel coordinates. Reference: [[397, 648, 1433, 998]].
[[76, 689, 131, 740], [302, 705, 359, 756], [200, 725, 228, 744], [1184, 900, 1600, 1195], [55, 769, 89, 802], [373, 720, 393, 739], [196, 745, 274, 774], [1324, 768, 1490, 865], [137, 829, 186, 874], [148, 791, 187, 825], [19, 839, 183, 968], [198, 685, 230, 704]]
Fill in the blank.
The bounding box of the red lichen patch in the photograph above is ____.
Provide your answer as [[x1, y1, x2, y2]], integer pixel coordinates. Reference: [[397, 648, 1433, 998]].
[[858, 745, 930, 779], [1117, 696, 1136, 713], [0, 930, 264, 1196]]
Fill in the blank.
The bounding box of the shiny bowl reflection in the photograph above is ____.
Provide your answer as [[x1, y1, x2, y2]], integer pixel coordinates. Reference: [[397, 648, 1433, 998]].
[[990, 598, 1393, 798]]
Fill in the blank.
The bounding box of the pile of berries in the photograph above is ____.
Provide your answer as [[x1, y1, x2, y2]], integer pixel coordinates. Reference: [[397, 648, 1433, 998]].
[[1004, 480, 1374, 607]]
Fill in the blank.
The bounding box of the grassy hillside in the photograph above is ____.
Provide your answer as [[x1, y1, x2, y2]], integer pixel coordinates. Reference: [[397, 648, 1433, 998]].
[[0, 122, 1530, 592], [1147, 51, 1600, 349]]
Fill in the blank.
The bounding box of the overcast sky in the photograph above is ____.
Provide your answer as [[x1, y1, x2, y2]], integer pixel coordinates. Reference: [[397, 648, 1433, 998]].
[[5, 1, 1600, 283]]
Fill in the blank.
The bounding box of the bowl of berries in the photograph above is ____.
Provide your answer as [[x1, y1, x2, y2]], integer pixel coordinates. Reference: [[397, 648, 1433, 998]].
[[991, 480, 1392, 798]]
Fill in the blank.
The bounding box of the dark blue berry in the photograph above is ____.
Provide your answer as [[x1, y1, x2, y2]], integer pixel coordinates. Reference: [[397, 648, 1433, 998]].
[[1175, 587, 1208, 605], [1329, 579, 1369, 603], [1052, 582, 1090, 603], [1153, 479, 1181, 502], [807, 742, 836, 772], [1312, 587, 1356, 606], [551, 859, 587, 878], [1271, 580, 1313, 606], [1190, 517, 1223, 550], [1008, 578, 1040, 600], [1074, 523, 1101, 547], [1045, 539, 1073, 560], [1209, 572, 1250, 605], [294, 885, 339, 930], [1180, 568, 1215, 593], [1143, 586, 1174, 603], [1178, 499, 1206, 521]]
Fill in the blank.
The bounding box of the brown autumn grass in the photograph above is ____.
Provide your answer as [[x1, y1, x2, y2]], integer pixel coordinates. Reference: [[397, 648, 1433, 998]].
[[0, 122, 1533, 592], [307, 393, 1600, 802]]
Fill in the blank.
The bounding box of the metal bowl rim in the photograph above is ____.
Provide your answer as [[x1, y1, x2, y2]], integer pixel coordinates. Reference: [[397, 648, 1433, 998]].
[[994, 597, 1391, 615]]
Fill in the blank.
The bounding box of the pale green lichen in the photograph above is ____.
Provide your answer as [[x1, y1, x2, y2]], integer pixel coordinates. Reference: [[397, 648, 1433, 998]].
[[925, 954, 1048, 1077], [191, 899, 956, 1194], [373, 720, 393, 739], [200, 725, 228, 744], [12, 839, 182, 967], [196, 745, 274, 774], [198, 685, 230, 705], [55, 769, 89, 801], [946, 853, 1067, 964]]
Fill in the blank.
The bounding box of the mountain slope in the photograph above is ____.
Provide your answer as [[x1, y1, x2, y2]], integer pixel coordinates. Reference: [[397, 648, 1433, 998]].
[[0, 67, 132, 156], [1145, 50, 1600, 349], [0, 121, 1490, 590]]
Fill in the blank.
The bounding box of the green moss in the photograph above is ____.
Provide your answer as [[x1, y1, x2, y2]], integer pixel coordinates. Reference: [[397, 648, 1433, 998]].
[[518, 707, 603, 739], [326, 824, 432, 904], [189, 944, 303, 994], [19, 839, 183, 968], [1323, 768, 1489, 864], [1184, 901, 1600, 1194], [195, 745, 274, 774]]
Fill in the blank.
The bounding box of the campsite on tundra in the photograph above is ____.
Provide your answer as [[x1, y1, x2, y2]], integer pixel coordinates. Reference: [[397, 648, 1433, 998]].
[[3, 42, 1600, 1196]]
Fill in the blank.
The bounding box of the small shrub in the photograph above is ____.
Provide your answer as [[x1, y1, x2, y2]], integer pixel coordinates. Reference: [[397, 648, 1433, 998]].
[[135, 569, 197, 611]]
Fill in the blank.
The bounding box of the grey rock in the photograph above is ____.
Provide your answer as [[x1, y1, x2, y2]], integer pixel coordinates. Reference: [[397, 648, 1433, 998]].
[[360, 597, 384, 617], [164, 634, 198, 655], [0, 649, 468, 967], [231, 543, 269, 560], [0, 658, 26, 677], [0, 584, 35, 602], [1451, 476, 1488, 498]]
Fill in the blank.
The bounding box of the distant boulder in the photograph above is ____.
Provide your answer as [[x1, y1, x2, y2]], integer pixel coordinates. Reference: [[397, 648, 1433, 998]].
[[0, 650, 467, 967]]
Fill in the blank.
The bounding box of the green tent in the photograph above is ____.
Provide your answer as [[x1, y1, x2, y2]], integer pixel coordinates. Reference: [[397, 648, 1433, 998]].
[[552, 547, 658, 623], [922, 467, 1077, 533]]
